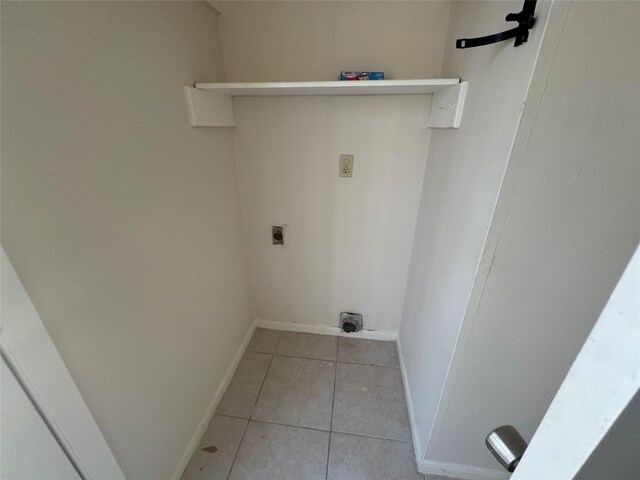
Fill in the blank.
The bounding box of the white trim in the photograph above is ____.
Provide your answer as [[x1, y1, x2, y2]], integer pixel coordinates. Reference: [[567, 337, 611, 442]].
[[170, 320, 257, 480], [428, 81, 468, 129], [255, 319, 397, 341], [184, 86, 235, 127], [0, 248, 125, 480], [396, 335, 423, 468], [194, 79, 460, 96], [420, 460, 508, 480], [187, 79, 466, 129]]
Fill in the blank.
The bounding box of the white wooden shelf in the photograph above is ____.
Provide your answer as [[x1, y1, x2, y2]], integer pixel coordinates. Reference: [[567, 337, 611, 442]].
[[184, 79, 468, 128], [194, 79, 460, 96]]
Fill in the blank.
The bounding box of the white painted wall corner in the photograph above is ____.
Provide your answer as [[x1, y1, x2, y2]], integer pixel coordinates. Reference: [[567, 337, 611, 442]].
[[205, 1, 221, 15], [397, 335, 507, 480], [170, 319, 257, 480], [396, 335, 423, 469]]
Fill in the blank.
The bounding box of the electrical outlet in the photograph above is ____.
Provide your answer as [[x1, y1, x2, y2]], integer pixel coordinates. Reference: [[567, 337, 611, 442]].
[[339, 154, 354, 177]]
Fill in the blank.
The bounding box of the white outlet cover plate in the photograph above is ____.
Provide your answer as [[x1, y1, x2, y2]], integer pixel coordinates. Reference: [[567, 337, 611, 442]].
[[339, 154, 354, 177]]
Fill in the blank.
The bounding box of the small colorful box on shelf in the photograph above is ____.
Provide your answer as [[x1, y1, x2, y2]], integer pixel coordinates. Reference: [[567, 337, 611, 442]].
[[339, 71, 385, 81]]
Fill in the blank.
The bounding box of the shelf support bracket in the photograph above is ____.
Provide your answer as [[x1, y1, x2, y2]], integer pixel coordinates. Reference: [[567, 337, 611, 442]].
[[428, 81, 468, 129], [184, 86, 235, 127]]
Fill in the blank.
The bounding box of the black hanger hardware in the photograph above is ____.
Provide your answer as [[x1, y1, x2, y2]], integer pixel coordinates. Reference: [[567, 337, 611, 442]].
[[456, 0, 537, 49]]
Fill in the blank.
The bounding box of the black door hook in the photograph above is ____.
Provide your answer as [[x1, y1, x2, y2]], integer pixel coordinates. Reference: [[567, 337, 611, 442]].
[[456, 0, 537, 49]]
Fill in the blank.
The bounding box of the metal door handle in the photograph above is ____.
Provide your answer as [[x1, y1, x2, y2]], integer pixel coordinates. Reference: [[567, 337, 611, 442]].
[[485, 425, 528, 472]]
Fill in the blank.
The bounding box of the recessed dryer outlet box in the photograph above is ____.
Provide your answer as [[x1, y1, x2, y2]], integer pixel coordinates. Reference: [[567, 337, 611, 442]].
[[340, 312, 363, 333], [272, 226, 284, 245]]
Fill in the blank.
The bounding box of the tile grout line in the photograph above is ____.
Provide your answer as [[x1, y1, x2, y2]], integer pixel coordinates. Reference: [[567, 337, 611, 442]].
[[325, 339, 339, 480], [330, 427, 411, 444], [224, 416, 249, 480], [252, 349, 400, 369], [334, 358, 400, 369], [217, 414, 327, 433], [216, 414, 411, 444], [225, 332, 280, 480], [249, 334, 280, 417], [325, 433, 333, 480]]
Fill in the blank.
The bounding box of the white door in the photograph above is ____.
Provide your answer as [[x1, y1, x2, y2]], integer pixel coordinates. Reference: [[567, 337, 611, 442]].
[[512, 245, 640, 479], [1, 356, 82, 479], [0, 248, 125, 480]]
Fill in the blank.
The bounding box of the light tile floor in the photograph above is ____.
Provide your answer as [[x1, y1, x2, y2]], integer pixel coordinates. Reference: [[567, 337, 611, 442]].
[[181, 328, 424, 480]]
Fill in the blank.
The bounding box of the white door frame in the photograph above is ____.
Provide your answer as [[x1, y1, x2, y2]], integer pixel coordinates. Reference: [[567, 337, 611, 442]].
[[512, 244, 640, 478], [1, 247, 126, 480]]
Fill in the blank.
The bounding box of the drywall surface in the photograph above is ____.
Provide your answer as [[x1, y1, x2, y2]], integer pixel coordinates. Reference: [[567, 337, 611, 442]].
[[399, 0, 551, 463], [233, 95, 431, 331], [425, 0, 640, 472], [217, 0, 450, 81], [1, 3, 253, 479], [218, 0, 449, 332], [514, 246, 640, 479]]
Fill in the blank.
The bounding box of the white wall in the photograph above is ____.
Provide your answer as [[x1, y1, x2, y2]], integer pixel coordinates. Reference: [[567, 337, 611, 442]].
[[218, 1, 450, 82], [399, 0, 552, 466], [233, 95, 431, 331], [222, 1, 450, 331], [1, 2, 253, 479], [423, 0, 640, 474]]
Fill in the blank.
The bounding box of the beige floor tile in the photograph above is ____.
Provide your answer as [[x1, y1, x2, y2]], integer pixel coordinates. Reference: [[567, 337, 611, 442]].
[[338, 337, 399, 367], [327, 433, 422, 480], [180, 415, 247, 480], [247, 328, 279, 354], [275, 331, 338, 360], [252, 355, 335, 430], [228, 421, 329, 480], [216, 352, 271, 418], [332, 362, 410, 440]]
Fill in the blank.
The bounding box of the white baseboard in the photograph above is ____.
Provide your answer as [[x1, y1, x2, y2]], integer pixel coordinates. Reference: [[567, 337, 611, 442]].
[[419, 460, 508, 480], [255, 319, 397, 341], [170, 319, 257, 480], [396, 334, 424, 469]]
